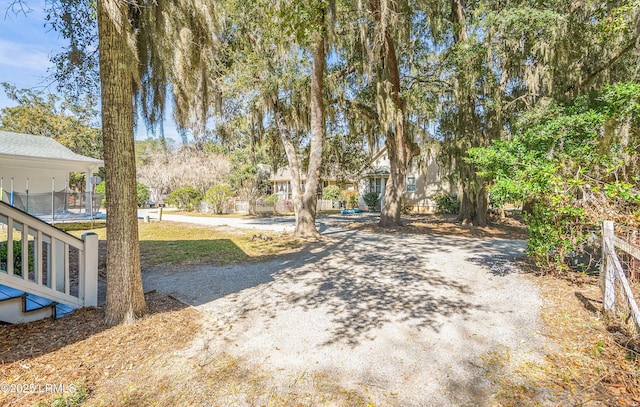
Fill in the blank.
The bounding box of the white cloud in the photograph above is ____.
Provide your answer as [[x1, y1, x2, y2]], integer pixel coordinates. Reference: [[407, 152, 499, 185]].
[[0, 38, 52, 72]]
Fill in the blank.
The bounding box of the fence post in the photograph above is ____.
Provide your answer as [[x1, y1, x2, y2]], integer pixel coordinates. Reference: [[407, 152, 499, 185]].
[[601, 221, 616, 312], [81, 232, 99, 307]]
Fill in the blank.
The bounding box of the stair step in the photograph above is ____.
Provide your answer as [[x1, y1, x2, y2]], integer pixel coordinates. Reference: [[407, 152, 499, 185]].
[[24, 294, 54, 312], [0, 296, 53, 324], [0, 285, 76, 323], [54, 303, 76, 319], [0, 284, 25, 302]]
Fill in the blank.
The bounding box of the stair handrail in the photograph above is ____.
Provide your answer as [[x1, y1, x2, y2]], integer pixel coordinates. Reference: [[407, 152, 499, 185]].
[[0, 200, 98, 308]]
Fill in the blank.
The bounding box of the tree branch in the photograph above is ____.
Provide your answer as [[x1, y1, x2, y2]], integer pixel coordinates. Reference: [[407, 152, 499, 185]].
[[405, 75, 453, 89], [5, 0, 32, 19], [328, 65, 357, 80], [344, 99, 379, 122], [564, 41, 637, 96]]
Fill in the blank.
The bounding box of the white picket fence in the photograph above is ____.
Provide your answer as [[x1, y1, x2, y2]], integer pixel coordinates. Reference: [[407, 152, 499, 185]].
[[601, 220, 640, 332]]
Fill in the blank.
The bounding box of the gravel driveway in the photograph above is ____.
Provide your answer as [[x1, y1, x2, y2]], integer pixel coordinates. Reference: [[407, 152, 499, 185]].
[[143, 218, 544, 406]]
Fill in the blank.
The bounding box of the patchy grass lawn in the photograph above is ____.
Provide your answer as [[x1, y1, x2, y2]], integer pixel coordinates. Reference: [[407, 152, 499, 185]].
[[135, 222, 304, 268], [58, 220, 305, 270]]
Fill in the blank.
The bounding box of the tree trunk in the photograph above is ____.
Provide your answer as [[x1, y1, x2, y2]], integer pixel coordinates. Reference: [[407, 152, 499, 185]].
[[457, 181, 488, 227], [370, 1, 420, 227], [248, 198, 257, 215], [449, 0, 488, 227], [274, 107, 318, 238], [274, 109, 319, 238], [273, 30, 325, 238], [380, 128, 414, 227], [451, 0, 468, 42], [299, 33, 326, 237], [98, 0, 147, 325]]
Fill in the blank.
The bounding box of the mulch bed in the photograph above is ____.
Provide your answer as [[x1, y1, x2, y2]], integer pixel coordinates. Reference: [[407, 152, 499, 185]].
[[348, 213, 528, 240], [0, 292, 201, 406]]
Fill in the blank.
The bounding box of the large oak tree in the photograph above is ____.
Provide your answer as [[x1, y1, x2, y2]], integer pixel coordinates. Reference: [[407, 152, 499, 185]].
[[53, 0, 219, 324], [97, 0, 147, 325]]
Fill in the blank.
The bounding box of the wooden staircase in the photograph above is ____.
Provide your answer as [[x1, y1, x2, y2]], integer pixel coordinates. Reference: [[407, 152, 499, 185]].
[[0, 200, 98, 324], [0, 284, 76, 323]]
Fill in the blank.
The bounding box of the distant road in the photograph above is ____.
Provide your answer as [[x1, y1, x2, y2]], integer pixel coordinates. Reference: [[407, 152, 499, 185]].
[[137, 209, 378, 233], [137, 209, 296, 232]]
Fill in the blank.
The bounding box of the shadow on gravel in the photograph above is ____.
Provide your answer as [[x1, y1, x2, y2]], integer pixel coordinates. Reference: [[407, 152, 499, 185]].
[[466, 250, 526, 277], [196, 231, 526, 347], [283, 233, 479, 346], [146, 225, 527, 347]]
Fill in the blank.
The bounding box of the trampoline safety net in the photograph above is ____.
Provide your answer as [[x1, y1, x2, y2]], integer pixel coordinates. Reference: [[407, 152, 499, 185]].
[[0, 188, 104, 221]]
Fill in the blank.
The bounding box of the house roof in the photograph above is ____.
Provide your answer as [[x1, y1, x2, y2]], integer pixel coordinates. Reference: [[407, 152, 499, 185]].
[[365, 165, 390, 176], [0, 130, 103, 171], [270, 166, 357, 184], [358, 146, 391, 178], [271, 166, 295, 182]]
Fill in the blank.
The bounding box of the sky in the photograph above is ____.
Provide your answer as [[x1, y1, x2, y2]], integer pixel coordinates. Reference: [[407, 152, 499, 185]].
[[0, 2, 62, 106], [0, 0, 182, 141]]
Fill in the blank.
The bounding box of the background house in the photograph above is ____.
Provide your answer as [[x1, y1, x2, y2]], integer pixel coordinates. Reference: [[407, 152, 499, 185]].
[[270, 165, 356, 201], [0, 130, 104, 219], [359, 144, 456, 213]]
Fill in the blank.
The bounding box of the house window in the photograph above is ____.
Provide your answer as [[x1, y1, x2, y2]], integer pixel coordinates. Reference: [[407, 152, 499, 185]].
[[369, 178, 382, 193], [276, 181, 288, 194], [406, 177, 416, 192]]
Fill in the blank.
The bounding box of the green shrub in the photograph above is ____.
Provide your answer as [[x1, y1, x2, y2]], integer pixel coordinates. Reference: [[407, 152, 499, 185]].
[[168, 186, 202, 212], [95, 181, 106, 207], [433, 192, 459, 214], [95, 181, 105, 194], [363, 192, 380, 211], [204, 185, 234, 214], [136, 183, 151, 207], [263, 194, 278, 205], [466, 83, 640, 269], [95, 181, 150, 208], [0, 240, 31, 276], [341, 190, 358, 209], [322, 185, 341, 201], [525, 198, 588, 268]]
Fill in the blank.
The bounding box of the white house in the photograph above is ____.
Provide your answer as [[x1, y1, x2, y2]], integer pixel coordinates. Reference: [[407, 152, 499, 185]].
[[359, 144, 456, 213], [0, 130, 103, 218]]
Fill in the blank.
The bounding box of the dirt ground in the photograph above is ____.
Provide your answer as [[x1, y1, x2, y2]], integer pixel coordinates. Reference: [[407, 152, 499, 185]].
[[1, 215, 638, 406]]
